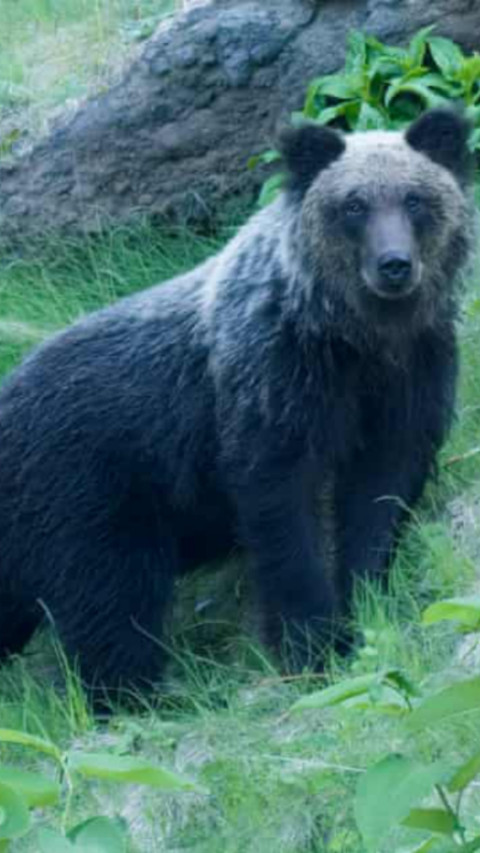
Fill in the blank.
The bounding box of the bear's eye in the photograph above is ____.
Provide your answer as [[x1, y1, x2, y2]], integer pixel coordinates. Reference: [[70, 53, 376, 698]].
[[405, 193, 423, 215], [343, 198, 367, 217]]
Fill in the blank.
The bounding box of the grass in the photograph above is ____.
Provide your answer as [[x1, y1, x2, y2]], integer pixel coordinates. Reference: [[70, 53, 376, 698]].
[[0, 0, 179, 152], [0, 220, 478, 852]]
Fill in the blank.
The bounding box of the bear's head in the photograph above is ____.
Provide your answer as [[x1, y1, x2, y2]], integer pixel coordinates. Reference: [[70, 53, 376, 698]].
[[278, 109, 474, 339]]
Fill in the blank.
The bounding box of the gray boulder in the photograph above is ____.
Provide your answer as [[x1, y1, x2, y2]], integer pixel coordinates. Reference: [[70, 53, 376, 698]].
[[0, 0, 479, 240]]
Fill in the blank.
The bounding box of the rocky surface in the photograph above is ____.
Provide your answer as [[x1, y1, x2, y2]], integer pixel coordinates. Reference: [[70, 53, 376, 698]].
[[1, 0, 479, 240]]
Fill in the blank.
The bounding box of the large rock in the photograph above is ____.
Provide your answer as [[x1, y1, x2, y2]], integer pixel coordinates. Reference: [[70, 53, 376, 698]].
[[0, 0, 479, 241]]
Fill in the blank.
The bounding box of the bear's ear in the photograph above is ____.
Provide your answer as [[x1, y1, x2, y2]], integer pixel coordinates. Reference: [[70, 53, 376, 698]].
[[405, 109, 473, 183], [277, 123, 345, 194]]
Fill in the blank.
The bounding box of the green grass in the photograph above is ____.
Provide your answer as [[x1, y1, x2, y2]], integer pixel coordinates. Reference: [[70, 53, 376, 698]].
[[0, 0, 179, 150], [0, 221, 478, 852]]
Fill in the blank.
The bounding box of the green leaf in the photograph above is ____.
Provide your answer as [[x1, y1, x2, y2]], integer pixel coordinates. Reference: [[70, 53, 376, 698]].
[[354, 755, 449, 852], [468, 128, 480, 152], [457, 55, 480, 92], [356, 103, 387, 130], [290, 672, 386, 713], [0, 783, 30, 841], [422, 597, 480, 631], [385, 669, 419, 698], [257, 173, 284, 208], [408, 26, 437, 67], [385, 78, 447, 109], [402, 808, 456, 835], [428, 36, 464, 78], [448, 749, 480, 792], [308, 74, 358, 102], [367, 55, 403, 82], [0, 729, 60, 761], [313, 101, 359, 126], [247, 150, 281, 170], [462, 839, 480, 853], [406, 838, 455, 853], [365, 36, 406, 64], [68, 817, 127, 852], [0, 766, 60, 807], [408, 677, 480, 731], [345, 30, 367, 77], [68, 751, 200, 791], [37, 829, 74, 852], [465, 104, 480, 123]]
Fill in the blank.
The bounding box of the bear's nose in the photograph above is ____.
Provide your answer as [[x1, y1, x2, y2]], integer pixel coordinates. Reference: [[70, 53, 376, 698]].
[[377, 252, 412, 286]]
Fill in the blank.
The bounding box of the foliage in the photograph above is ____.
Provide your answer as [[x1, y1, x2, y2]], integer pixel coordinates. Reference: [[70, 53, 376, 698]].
[[290, 595, 480, 851], [252, 27, 480, 205], [0, 727, 201, 850]]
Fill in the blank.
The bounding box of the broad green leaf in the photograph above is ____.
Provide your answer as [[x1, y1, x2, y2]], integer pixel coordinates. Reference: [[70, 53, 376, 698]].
[[0, 766, 60, 807], [37, 828, 74, 852], [356, 103, 386, 130], [68, 752, 199, 791], [385, 79, 447, 109], [257, 173, 284, 208], [422, 597, 480, 630], [368, 55, 404, 82], [365, 36, 406, 64], [313, 101, 359, 126], [428, 36, 464, 78], [408, 677, 480, 731], [411, 72, 461, 95], [0, 729, 60, 761], [408, 26, 437, 67], [345, 30, 367, 77], [402, 808, 456, 835], [290, 672, 385, 713], [448, 749, 480, 792], [68, 817, 126, 852], [354, 755, 448, 852], [0, 783, 30, 841], [457, 55, 480, 92], [308, 74, 358, 102]]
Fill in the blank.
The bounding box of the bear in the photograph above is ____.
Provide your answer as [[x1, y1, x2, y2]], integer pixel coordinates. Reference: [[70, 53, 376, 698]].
[[0, 108, 474, 703]]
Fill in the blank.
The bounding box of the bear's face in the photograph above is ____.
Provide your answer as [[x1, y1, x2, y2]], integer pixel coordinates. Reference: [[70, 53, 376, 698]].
[[279, 110, 474, 334]]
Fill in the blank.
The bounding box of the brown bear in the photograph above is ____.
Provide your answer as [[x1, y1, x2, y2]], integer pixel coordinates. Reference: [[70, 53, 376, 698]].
[[0, 109, 474, 702]]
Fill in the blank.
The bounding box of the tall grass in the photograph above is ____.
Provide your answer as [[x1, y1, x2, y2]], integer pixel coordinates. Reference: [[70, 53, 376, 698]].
[[0, 0, 179, 141]]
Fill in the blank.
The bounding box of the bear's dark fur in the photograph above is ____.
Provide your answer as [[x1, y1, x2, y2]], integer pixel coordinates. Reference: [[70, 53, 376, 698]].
[[0, 110, 474, 700]]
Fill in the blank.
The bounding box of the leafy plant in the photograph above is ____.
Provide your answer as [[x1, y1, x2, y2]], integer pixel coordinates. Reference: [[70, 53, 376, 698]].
[[289, 595, 480, 851], [252, 28, 480, 205], [0, 727, 202, 850]]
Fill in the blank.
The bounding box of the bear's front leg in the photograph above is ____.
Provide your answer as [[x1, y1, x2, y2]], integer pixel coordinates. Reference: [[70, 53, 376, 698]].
[[335, 441, 431, 602], [232, 462, 340, 670], [336, 336, 456, 603]]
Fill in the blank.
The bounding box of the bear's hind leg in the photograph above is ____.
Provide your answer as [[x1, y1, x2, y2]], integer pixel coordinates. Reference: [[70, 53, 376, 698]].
[[0, 599, 41, 661], [48, 534, 177, 709]]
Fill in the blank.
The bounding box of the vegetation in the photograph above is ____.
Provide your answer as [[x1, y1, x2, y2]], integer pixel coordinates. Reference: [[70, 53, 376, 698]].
[[253, 28, 480, 206], [0, 4, 480, 851], [0, 0, 178, 154]]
